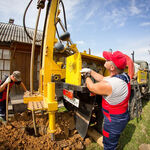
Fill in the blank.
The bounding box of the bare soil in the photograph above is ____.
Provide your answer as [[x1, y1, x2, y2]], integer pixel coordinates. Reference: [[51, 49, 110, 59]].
[[0, 111, 92, 150]]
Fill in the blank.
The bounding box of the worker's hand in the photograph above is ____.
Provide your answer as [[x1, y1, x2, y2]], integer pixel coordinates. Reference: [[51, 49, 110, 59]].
[[5, 76, 11, 84], [80, 68, 91, 74]]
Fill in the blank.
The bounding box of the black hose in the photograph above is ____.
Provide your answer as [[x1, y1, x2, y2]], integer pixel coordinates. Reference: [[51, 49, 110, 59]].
[[23, 0, 41, 42], [30, 8, 42, 93], [59, 0, 67, 31]]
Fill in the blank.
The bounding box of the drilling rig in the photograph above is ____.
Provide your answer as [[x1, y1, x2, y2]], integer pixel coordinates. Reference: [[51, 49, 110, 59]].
[[23, 0, 149, 140]]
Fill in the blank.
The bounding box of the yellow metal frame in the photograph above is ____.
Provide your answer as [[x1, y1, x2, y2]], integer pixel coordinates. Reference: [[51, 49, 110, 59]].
[[39, 0, 60, 135], [23, 0, 62, 136], [137, 70, 148, 84], [65, 51, 110, 86], [81, 51, 106, 62], [66, 52, 82, 86], [24, 94, 43, 104]]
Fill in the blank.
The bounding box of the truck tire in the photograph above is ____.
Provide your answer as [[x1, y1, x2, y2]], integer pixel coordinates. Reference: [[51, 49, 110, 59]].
[[129, 85, 142, 120]]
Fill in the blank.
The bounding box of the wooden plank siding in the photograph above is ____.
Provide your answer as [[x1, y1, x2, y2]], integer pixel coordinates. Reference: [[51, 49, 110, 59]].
[[0, 22, 42, 100]]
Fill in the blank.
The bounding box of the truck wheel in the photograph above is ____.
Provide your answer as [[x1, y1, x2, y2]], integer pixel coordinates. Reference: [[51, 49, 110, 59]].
[[129, 91, 136, 119], [129, 88, 142, 120]]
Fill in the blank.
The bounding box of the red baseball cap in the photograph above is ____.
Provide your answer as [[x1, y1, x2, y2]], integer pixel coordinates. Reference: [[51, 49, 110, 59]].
[[103, 51, 127, 69]]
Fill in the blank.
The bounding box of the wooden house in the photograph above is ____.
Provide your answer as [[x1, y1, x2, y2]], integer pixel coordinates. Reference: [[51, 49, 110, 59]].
[[0, 20, 42, 99]]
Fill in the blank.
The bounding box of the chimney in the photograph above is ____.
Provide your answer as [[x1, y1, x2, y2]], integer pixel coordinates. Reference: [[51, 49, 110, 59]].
[[9, 18, 14, 24]]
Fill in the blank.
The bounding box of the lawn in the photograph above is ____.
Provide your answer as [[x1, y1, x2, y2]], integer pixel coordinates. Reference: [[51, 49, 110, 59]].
[[86, 99, 150, 150]]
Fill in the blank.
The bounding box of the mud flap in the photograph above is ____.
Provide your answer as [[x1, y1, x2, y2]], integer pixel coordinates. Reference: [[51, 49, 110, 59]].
[[75, 100, 95, 138]]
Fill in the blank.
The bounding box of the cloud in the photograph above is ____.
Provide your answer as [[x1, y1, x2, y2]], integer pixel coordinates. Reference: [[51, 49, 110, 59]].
[[0, 0, 46, 30], [130, 0, 141, 15], [76, 41, 85, 45], [84, 2, 100, 21], [133, 47, 150, 63], [96, 0, 150, 30], [63, 0, 82, 20], [0, 0, 81, 29], [85, 9, 96, 21], [119, 22, 125, 27], [101, 8, 127, 30], [116, 37, 150, 63], [140, 22, 150, 26]]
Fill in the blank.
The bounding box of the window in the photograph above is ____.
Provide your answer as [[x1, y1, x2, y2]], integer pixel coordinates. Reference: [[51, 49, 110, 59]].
[[4, 60, 10, 70], [0, 49, 11, 80], [0, 60, 3, 70], [0, 49, 2, 59], [3, 50, 10, 59]]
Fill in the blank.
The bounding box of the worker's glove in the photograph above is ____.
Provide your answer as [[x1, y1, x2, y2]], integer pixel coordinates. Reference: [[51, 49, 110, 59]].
[[5, 76, 11, 84], [80, 68, 91, 74]]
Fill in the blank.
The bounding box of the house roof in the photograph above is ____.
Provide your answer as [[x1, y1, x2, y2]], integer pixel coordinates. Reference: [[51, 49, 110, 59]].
[[0, 22, 42, 45]]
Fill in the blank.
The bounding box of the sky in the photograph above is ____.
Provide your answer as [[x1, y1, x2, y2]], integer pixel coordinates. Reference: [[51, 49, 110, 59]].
[[0, 0, 150, 63]]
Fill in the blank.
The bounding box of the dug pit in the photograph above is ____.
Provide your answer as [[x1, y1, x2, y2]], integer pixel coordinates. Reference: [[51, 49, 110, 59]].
[[0, 110, 92, 150]]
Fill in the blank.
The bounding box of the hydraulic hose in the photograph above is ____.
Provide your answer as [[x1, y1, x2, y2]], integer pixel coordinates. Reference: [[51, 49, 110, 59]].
[[23, 0, 42, 42], [59, 0, 67, 31], [55, 0, 67, 40], [30, 8, 42, 93]]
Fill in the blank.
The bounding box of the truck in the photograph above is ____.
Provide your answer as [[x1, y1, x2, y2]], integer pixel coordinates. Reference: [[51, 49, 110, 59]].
[[23, 0, 149, 139], [129, 60, 149, 120]]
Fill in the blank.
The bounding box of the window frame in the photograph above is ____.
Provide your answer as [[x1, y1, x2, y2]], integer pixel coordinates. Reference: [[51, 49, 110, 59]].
[[0, 49, 11, 80]]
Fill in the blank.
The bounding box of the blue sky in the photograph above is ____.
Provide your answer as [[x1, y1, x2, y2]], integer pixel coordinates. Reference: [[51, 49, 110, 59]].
[[0, 0, 150, 63]]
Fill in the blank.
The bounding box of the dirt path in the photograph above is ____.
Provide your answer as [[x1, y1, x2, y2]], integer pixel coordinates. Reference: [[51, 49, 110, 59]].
[[0, 111, 92, 150]]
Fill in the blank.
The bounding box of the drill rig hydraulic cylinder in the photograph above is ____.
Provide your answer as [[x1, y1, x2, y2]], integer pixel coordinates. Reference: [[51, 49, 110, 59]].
[[47, 82, 58, 140]]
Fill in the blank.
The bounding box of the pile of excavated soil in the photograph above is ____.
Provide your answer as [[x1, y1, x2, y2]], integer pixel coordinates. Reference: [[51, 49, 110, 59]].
[[0, 111, 92, 150]]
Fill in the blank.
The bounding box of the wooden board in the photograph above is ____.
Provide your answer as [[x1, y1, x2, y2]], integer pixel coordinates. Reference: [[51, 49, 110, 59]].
[[28, 101, 46, 111]]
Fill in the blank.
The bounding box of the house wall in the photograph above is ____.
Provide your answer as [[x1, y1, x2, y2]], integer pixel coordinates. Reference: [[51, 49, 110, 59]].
[[0, 48, 11, 79], [0, 42, 40, 100]]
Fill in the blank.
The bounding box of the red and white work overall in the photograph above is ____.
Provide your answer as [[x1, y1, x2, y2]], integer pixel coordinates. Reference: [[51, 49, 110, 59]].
[[102, 73, 131, 150], [0, 77, 15, 120]]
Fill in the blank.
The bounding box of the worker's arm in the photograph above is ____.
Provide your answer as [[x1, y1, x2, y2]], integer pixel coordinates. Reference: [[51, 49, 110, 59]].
[[0, 77, 11, 92], [20, 82, 27, 92], [90, 70, 104, 81], [86, 77, 112, 96]]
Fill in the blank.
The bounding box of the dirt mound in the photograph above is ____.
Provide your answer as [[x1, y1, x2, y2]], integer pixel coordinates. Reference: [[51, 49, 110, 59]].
[[0, 111, 92, 150]]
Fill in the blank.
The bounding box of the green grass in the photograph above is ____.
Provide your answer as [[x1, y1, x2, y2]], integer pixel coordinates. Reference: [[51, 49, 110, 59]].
[[57, 106, 67, 112], [86, 99, 150, 150], [86, 143, 103, 150]]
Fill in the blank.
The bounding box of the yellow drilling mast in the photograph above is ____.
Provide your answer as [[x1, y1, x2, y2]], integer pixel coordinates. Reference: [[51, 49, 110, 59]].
[[23, 0, 107, 139], [23, 0, 149, 140], [24, 0, 65, 140]]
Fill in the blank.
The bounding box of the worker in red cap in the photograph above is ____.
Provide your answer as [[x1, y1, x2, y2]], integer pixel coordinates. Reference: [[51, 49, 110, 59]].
[[81, 51, 131, 150], [0, 71, 28, 122]]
